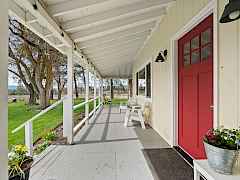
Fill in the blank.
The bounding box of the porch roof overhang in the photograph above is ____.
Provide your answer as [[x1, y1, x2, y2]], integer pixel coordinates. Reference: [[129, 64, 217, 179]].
[[9, 0, 175, 78]]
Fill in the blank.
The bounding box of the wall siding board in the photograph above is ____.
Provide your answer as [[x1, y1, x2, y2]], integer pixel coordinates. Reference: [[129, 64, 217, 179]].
[[133, 0, 240, 144]]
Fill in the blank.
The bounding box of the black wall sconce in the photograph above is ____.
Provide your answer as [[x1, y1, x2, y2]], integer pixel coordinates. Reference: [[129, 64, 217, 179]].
[[220, 0, 240, 23], [74, 43, 77, 51], [33, 3, 38, 10], [155, 49, 168, 63]]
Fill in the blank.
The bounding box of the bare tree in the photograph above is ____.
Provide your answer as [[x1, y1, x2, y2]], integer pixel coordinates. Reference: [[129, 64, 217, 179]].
[[110, 79, 114, 99], [53, 59, 67, 100], [9, 20, 39, 105], [9, 19, 63, 109], [73, 64, 85, 98]]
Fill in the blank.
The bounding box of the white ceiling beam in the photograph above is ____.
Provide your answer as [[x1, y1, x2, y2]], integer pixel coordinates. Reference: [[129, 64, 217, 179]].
[[14, 0, 72, 47], [96, 60, 133, 71], [93, 56, 134, 66], [48, 0, 139, 17], [44, 33, 54, 38], [62, 4, 167, 32], [78, 29, 151, 49], [27, 18, 37, 24], [70, 9, 164, 41], [91, 51, 137, 62], [83, 38, 145, 54], [71, 18, 158, 42], [89, 47, 138, 58], [10, 0, 102, 77], [86, 46, 140, 59], [80, 35, 146, 51], [9, 0, 65, 54]]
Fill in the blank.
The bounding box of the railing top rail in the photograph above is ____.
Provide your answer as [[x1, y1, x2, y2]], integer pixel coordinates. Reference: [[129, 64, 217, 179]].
[[12, 96, 100, 133], [73, 96, 100, 110], [12, 96, 67, 134], [73, 101, 87, 110]]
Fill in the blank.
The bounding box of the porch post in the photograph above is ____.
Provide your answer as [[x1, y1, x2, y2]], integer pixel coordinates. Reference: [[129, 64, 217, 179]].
[[63, 48, 73, 144], [128, 79, 133, 98], [101, 79, 104, 104], [0, 0, 8, 179], [98, 78, 101, 105], [85, 68, 89, 124], [93, 72, 97, 116], [25, 121, 33, 156], [109, 79, 112, 99]]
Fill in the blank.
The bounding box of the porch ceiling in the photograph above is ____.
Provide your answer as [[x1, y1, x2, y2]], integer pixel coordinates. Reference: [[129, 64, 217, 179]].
[[9, 0, 175, 78]]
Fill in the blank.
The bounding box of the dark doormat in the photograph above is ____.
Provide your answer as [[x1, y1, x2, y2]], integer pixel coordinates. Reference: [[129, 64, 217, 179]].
[[143, 148, 193, 180]]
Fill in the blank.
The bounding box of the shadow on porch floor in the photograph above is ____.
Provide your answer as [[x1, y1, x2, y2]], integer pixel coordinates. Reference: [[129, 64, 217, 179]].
[[29, 106, 192, 180]]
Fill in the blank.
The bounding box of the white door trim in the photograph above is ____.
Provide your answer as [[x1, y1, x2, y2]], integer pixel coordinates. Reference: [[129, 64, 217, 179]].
[[170, 0, 219, 147]]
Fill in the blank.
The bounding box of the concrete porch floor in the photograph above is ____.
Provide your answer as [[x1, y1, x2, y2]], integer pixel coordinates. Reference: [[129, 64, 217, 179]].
[[29, 106, 170, 180]]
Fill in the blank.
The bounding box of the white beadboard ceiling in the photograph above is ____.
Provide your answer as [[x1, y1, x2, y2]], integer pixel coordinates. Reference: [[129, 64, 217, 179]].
[[9, 0, 175, 78]]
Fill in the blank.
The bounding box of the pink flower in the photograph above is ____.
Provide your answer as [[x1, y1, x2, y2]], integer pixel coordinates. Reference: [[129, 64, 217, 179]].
[[205, 129, 216, 142]]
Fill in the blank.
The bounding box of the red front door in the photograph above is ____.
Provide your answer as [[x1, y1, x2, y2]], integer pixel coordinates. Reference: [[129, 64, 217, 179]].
[[178, 15, 213, 159]]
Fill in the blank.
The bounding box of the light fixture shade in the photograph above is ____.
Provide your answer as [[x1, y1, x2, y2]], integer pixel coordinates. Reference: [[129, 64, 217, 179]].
[[220, 0, 240, 23]]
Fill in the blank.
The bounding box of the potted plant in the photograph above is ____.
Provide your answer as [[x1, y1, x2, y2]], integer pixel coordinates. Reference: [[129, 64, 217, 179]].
[[204, 128, 240, 175], [8, 145, 33, 180]]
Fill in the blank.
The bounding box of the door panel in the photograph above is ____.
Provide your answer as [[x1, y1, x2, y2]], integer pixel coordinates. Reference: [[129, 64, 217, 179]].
[[182, 75, 198, 157], [198, 71, 213, 158], [178, 15, 213, 159]]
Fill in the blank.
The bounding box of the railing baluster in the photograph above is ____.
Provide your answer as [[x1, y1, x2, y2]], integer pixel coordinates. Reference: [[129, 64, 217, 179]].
[[12, 95, 103, 155], [94, 74, 97, 117], [85, 69, 89, 124], [25, 121, 33, 157]]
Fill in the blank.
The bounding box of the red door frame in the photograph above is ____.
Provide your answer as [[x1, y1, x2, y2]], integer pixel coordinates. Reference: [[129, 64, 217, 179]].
[[178, 14, 213, 159]]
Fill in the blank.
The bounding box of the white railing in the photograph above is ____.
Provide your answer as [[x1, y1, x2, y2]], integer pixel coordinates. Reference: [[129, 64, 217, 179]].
[[12, 97, 67, 156], [12, 96, 102, 156], [12, 97, 67, 133], [73, 97, 101, 133]]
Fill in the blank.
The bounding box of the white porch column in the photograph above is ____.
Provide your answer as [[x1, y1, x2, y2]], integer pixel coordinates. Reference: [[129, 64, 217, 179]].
[[85, 68, 89, 124], [100, 79, 103, 104], [109, 79, 112, 100], [63, 48, 73, 144], [98, 79, 101, 105], [0, 0, 8, 179], [25, 121, 33, 156], [93, 72, 97, 116]]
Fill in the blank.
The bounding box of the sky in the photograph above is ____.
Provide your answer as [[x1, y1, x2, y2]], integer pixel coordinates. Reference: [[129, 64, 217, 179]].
[[8, 73, 18, 86]]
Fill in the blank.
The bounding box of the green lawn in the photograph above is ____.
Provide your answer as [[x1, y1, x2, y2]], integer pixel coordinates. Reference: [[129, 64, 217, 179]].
[[110, 98, 128, 105], [8, 97, 125, 149], [8, 98, 95, 149]]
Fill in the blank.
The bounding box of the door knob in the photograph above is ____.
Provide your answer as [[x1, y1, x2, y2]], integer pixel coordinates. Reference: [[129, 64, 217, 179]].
[[210, 105, 214, 111]]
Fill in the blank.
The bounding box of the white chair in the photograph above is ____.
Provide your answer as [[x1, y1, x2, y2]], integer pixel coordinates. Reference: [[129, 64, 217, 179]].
[[119, 102, 128, 113], [124, 105, 146, 129], [120, 97, 136, 113]]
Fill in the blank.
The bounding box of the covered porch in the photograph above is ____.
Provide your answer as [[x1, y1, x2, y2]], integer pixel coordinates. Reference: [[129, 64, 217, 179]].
[[29, 106, 170, 180], [0, 0, 240, 180]]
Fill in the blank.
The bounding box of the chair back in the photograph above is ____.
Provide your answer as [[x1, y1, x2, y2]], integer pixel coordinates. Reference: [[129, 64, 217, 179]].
[[128, 97, 137, 106]]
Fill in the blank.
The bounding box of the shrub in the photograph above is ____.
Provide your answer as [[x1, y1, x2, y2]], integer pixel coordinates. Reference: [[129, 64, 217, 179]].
[[34, 141, 50, 155], [204, 128, 240, 150], [8, 145, 32, 178], [43, 131, 57, 142]]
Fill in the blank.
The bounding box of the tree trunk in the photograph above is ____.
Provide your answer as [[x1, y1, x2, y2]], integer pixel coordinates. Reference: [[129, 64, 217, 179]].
[[110, 79, 114, 99], [50, 86, 54, 100], [58, 89, 62, 100], [128, 79, 133, 98], [39, 89, 50, 109], [74, 72, 79, 98], [28, 88, 37, 105], [82, 71, 86, 87]]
